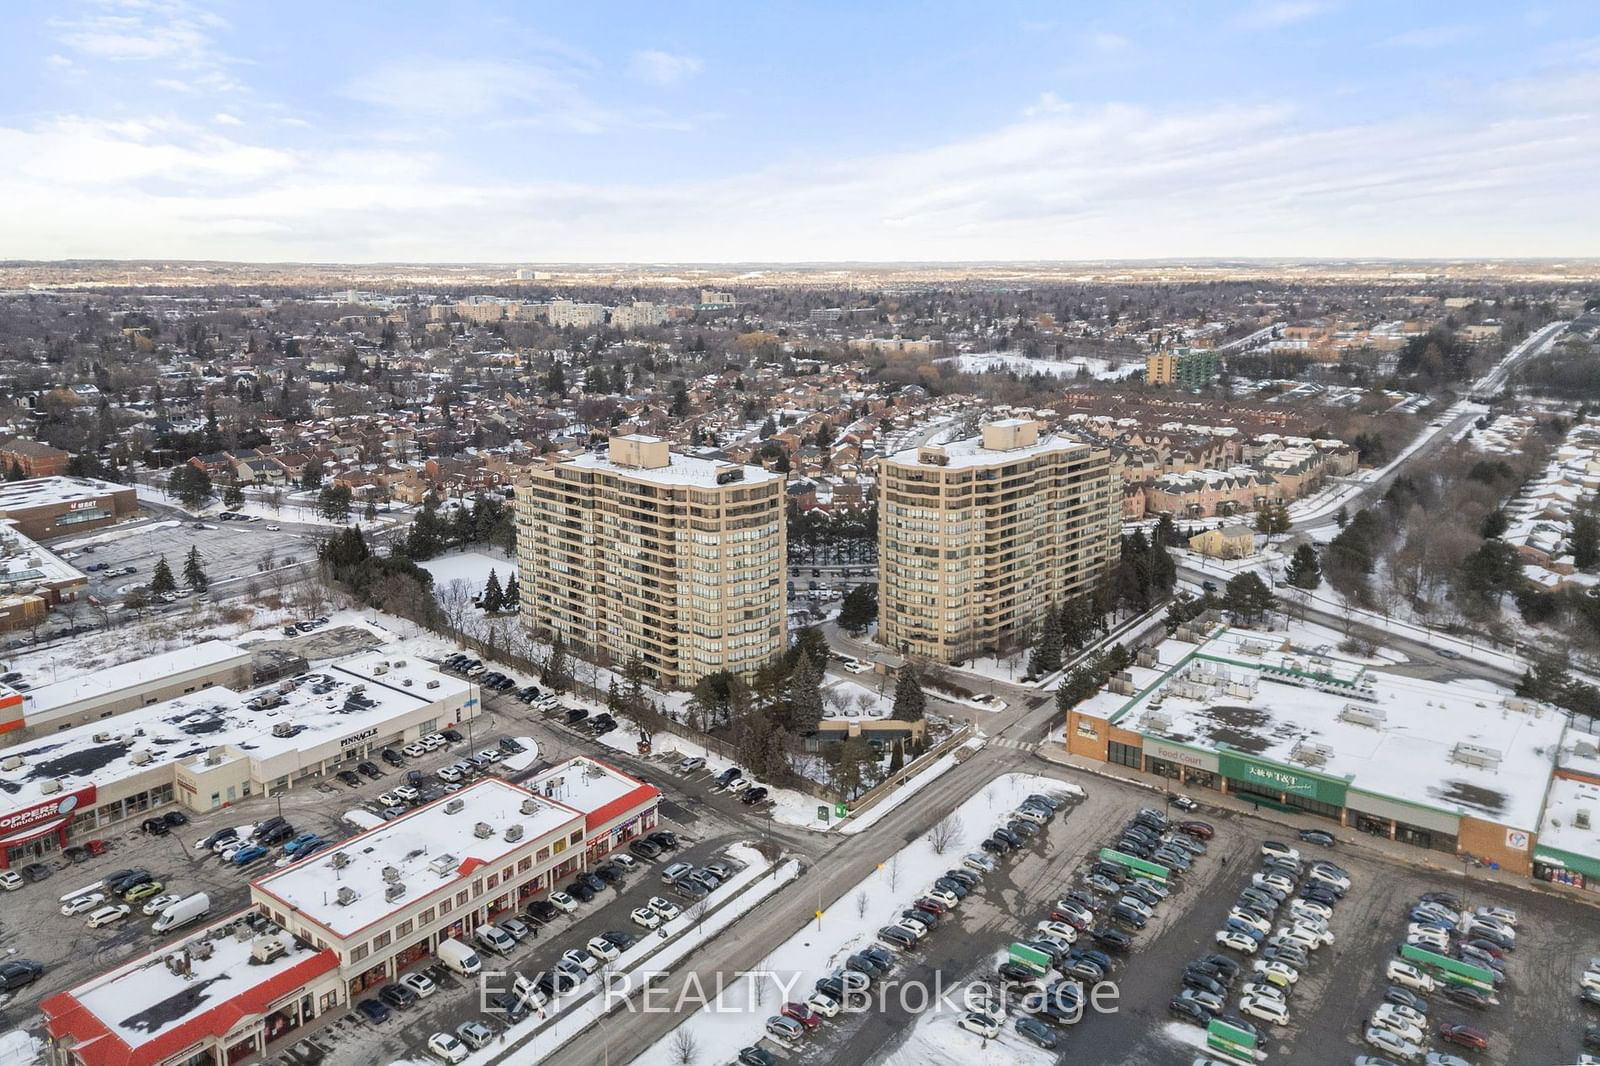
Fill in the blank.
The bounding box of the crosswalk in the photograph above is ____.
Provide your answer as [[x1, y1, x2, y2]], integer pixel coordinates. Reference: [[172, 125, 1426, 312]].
[[987, 736, 1037, 752]]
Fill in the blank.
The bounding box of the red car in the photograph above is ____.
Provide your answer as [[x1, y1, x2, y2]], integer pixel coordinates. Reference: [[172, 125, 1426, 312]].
[[913, 897, 948, 915], [84, 840, 110, 856], [781, 1002, 821, 1030], [1437, 1023, 1488, 1050], [1177, 821, 1214, 840], [1050, 909, 1092, 930]]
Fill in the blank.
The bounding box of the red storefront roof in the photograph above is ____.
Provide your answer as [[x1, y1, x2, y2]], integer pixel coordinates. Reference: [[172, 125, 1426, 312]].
[[41, 948, 340, 1066]]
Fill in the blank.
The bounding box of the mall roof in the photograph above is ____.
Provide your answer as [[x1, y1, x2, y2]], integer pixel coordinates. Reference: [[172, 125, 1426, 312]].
[[21, 640, 249, 718], [41, 911, 339, 1066], [1104, 625, 1567, 830], [0, 476, 129, 510], [253, 779, 582, 937], [1537, 775, 1600, 861], [528, 756, 660, 833], [0, 654, 471, 816]]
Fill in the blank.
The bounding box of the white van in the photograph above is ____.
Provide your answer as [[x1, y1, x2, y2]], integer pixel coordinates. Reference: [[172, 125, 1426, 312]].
[[437, 938, 482, 977], [475, 925, 516, 956], [152, 893, 211, 933]]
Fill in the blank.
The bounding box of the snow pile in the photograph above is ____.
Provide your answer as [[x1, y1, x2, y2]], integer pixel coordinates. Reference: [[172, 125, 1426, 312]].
[[499, 737, 541, 773]]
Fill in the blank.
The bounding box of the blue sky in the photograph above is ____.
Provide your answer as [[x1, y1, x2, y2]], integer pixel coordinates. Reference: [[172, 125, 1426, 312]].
[[4, 0, 1598, 261]]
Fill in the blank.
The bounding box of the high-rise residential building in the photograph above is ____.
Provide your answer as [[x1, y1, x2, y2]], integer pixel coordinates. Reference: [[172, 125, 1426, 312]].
[[1145, 347, 1219, 388], [610, 301, 667, 331], [515, 435, 785, 689], [877, 419, 1119, 664]]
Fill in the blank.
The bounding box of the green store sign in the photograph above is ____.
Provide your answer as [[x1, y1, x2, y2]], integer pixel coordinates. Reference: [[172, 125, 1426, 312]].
[[1217, 751, 1348, 807]]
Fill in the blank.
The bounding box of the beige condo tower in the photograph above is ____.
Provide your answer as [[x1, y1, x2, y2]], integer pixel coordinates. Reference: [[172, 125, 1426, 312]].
[[515, 434, 785, 688], [877, 419, 1119, 664]]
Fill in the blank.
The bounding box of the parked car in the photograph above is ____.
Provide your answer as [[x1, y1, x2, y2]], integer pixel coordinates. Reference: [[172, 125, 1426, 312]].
[[355, 999, 391, 1023], [86, 904, 131, 928]]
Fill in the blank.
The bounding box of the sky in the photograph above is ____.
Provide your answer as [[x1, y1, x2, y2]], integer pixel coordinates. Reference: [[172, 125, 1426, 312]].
[[3, 0, 1598, 262]]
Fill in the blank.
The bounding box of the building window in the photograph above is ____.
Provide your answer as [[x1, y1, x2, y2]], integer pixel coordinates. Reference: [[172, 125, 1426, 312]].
[[456, 890, 469, 906], [351, 944, 368, 963], [396, 919, 413, 937], [1107, 741, 1142, 769], [420, 907, 436, 924], [319, 991, 339, 1012], [569, 830, 583, 845], [372, 932, 390, 950], [518, 858, 532, 873], [537, 847, 550, 862], [486, 874, 499, 889], [439, 898, 452, 916]]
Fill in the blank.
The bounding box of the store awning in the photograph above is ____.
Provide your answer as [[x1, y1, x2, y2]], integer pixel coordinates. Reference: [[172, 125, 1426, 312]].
[[0, 814, 69, 849]]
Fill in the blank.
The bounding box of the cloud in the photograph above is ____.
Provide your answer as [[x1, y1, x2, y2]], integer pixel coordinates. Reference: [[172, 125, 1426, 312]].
[[628, 50, 703, 85], [213, 112, 242, 126], [1089, 32, 1130, 51], [1378, 25, 1480, 49], [1238, 2, 1335, 29]]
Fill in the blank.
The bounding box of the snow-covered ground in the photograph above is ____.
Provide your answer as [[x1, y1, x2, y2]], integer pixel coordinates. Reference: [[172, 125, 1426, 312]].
[[418, 549, 515, 600], [938, 352, 1137, 382], [53, 519, 182, 552], [837, 751, 959, 836], [632, 773, 1085, 1066], [0, 1029, 43, 1066], [500, 736, 541, 773]]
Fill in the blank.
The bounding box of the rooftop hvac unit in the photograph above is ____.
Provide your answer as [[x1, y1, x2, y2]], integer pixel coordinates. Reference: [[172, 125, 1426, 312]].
[[402, 679, 413, 687], [1577, 809, 1592, 831], [190, 940, 213, 961], [444, 798, 465, 815], [129, 749, 152, 765], [392, 659, 406, 668], [473, 822, 493, 839], [520, 798, 540, 816], [372, 665, 388, 676], [384, 882, 407, 902], [505, 824, 524, 843], [335, 886, 358, 906], [1290, 741, 1333, 767], [92, 731, 112, 743], [330, 851, 350, 869], [1502, 697, 1532, 714], [271, 722, 295, 738], [0, 755, 22, 771], [39, 778, 61, 795], [429, 854, 458, 875], [426, 680, 440, 690], [1339, 704, 1387, 729], [1451, 742, 1503, 770], [381, 865, 401, 883], [250, 937, 287, 965], [1144, 711, 1172, 733]]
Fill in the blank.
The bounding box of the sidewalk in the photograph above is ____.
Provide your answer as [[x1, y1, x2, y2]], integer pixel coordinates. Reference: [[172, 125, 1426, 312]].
[[1030, 743, 1600, 911]]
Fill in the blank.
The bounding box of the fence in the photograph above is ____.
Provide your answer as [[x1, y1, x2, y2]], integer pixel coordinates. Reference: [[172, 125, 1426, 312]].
[[840, 722, 975, 823]]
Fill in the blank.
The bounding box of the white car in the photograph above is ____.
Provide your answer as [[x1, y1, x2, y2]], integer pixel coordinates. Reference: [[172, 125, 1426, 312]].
[[426, 1032, 467, 1064], [61, 892, 106, 916], [1260, 841, 1301, 863], [1307, 868, 1350, 890], [1253, 872, 1295, 894], [402, 972, 438, 998], [393, 786, 420, 802], [421, 734, 445, 750], [587, 937, 620, 962], [1582, 968, 1600, 993], [807, 992, 842, 1017], [141, 893, 183, 916], [561, 948, 599, 974], [548, 892, 578, 913], [1406, 931, 1449, 952], [1473, 905, 1517, 927], [1036, 920, 1078, 943], [1228, 909, 1271, 935], [1365, 1026, 1422, 1062], [86, 904, 131, 928], [647, 896, 681, 921], [927, 888, 960, 909], [1215, 930, 1259, 954], [630, 907, 662, 929], [436, 767, 463, 783], [1464, 916, 1515, 942], [403, 743, 427, 757], [0, 871, 22, 891], [1239, 993, 1289, 1026], [1289, 899, 1332, 922], [1376, 1001, 1426, 1029], [892, 920, 928, 941], [958, 1012, 1001, 1038], [1386, 960, 1437, 993], [377, 791, 402, 807], [1369, 1008, 1424, 1045], [612, 854, 640, 871], [1253, 960, 1299, 986]]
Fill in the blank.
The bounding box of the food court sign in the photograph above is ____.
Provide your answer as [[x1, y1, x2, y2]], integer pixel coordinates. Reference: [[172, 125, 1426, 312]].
[[0, 784, 97, 837], [1217, 752, 1347, 807]]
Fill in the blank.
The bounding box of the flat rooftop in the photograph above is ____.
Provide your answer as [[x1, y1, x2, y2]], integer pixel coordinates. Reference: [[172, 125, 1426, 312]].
[[0, 655, 471, 815], [0, 476, 129, 511], [43, 911, 338, 1063], [562, 447, 779, 489], [528, 755, 659, 831], [1097, 626, 1567, 829], [1538, 775, 1600, 860], [254, 779, 582, 937], [22, 639, 248, 718], [889, 431, 1090, 470], [0, 522, 83, 587]]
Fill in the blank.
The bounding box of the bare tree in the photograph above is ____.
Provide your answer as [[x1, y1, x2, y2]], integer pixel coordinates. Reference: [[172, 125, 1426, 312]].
[[855, 889, 869, 919], [886, 854, 901, 892], [438, 578, 474, 634], [670, 1029, 698, 1066], [929, 812, 964, 855]]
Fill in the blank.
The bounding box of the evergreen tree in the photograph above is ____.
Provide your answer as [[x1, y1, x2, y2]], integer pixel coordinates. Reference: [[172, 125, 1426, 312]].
[[364, 499, 378, 522], [831, 735, 873, 801], [182, 546, 208, 592], [300, 460, 323, 490], [150, 555, 177, 595], [787, 626, 831, 672], [6, 461, 24, 482], [1223, 572, 1275, 626], [481, 568, 503, 612], [223, 480, 245, 509], [836, 584, 878, 635], [317, 484, 352, 522], [783, 653, 824, 731], [541, 635, 571, 691], [887, 739, 905, 774], [503, 572, 520, 611], [168, 465, 213, 510], [1479, 508, 1510, 539], [1027, 607, 1064, 677], [1284, 543, 1322, 590], [891, 665, 926, 722], [1334, 506, 1348, 528], [1571, 505, 1599, 570]]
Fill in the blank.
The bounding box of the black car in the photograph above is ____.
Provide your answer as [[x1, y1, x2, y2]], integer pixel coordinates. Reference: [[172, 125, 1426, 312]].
[[648, 830, 679, 850], [105, 868, 151, 893], [715, 768, 743, 786], [1089, 862, 1129, 884], [405, 770, 425, 786], [1015, 1016, 1058, 1048], [1182, 972, 1226, 998], [630, 839, 662, 859], [142, 817, 170, 836], [1110, 905, 1146, 930], [1441, 985, 1492, 1010], [944, 869, 980, 889], [601, 929, 637, 951], [355, 999, 391, 1023], [980, 837, 1008, 854], [1092, 927, 1133, 952], [593, 863, 623, 885], [932, 877, 968, 898], [741, 787, 770, 805], [162, 811, 189, 827], [566, 708, 589, 724], [1384, 985, 1429, 1013], [992, 826, 1023, 847], [377, 983, 417, 1010], [336, 770, 361, 787], [443, 728, 465, 742], [381, 748, 404, 766], [577, 872, 606, 893], [997, 962, 1038, 983], [845, 953, 883, 978], [200, 828, 239, 849], [861, 945, 894, 972], [1168, 997, 1212, 1025], [567, 881, 596, 903], [357, 762, 382, 779], [0, 960, 43, 992], [1297, 828, 1335, 847], [1005, 818, 1038, 838], [1420, 891, 1465, 910], [525, 900, 561, 923], [261, 823, 297, 845], [498, 737, 523, 753]]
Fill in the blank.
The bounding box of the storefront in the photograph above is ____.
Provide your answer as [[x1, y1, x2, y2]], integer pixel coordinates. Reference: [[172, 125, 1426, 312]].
[[1215, 750, 1350, 821], [0, 785, 96, 868], [1142, 739, 1220, 788], [1533, 845, 1599, 891]]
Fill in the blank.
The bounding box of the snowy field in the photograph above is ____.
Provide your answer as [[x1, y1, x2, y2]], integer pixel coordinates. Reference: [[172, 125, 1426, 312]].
[[631, 773, 1084, 1066], [418, 549, 515, 600], [938, 352, 1137, 381], [53, 519, 181, 551]]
